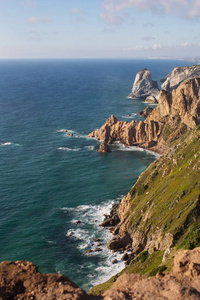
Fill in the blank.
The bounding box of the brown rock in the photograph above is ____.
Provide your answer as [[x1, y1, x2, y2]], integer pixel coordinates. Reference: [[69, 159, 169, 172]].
[[88, 78, 200, 152], [98, 141, 111, 153], [94, 248, 102, 252], [112, 259, 118, 264], [86, 249, 92, 253], [107, 234, 132, 251], [0, 261, 88, 300], [94, 238, 101, 242], [145, 95, 158, 103], [103, 247, 200, 300], [121, 253, 129, 261]]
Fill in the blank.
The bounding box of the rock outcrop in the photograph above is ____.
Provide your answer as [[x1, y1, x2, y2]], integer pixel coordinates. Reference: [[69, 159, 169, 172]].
[[0, 261, 88, 300], [98, 141, 111, 153], [128, 68, 159, 99], [1, 248, 200, 299], [89, 78, 200, 153], [161, 64, 200, 91], [102, 247, 200, 300]]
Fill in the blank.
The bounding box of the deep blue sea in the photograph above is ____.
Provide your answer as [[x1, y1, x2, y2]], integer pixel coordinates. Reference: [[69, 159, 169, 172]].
[[0, 59, 194, 290]]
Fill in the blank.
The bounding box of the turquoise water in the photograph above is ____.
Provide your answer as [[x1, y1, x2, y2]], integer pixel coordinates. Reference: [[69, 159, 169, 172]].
[[0, 59, 194, 290]]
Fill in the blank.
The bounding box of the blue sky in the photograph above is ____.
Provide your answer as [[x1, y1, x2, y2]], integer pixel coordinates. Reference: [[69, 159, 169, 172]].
[[0, 0, 200, 59]]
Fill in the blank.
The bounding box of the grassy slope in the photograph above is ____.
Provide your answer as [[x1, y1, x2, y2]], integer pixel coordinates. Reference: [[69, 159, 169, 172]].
[[89, 127, 200, 296]]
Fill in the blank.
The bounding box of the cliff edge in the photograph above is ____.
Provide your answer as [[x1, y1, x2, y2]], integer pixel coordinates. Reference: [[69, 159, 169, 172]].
[[161, 65, 200, 91], [1, 248, 200, 299]]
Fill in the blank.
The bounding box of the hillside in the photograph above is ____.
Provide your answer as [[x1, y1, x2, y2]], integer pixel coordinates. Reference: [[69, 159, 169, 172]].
[[88, 78, 200, 297]]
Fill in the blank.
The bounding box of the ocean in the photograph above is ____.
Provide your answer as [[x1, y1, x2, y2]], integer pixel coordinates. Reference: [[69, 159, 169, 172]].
[[0, 58, 194, 290]]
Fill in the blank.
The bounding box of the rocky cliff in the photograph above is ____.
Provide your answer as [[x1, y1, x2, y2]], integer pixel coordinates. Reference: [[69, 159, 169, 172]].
[[161, 64, 200, 91], [89, 77, 200, 153], [1, 248, 200, 299], [87, 76, 200, 297], [128, 68, 159, 99], [0, 261, 88, 300]]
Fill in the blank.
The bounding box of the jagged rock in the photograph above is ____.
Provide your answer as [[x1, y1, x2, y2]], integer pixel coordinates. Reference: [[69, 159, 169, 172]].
[[88, 114, 161, 148], [107, 234, 132, 250], [141, 106, 153, 118], [98, 141, 111, 153], [112, 259, 118, 264], [151, 77, 200, 128], [102, 247, 200, 300], [0, 261, 88, 300], [121, 253, 129, 261], [94, 248, 102, 252], [161, 65, 200, 91], [145, 95, 158, 103], [94, 238, 101, 242], [128, 68, 159, 99], [88, 78, 200, 153]]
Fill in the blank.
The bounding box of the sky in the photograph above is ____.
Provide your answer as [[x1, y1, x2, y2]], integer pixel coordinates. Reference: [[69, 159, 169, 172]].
[[0, 0, 200, 59]]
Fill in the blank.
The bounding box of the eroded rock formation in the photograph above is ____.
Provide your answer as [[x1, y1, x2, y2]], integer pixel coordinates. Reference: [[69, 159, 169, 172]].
[[161, 64, 200, 91], [1, 248, 200, 299], [0, 261, 88, 300], [102, 247, 200, 300], [88, 78, 200, 153], [128, 68, 159, 99]]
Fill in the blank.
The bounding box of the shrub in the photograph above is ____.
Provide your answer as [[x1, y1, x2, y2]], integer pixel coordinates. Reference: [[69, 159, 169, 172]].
[[149, 265, 167, 276], [138, 184, 148, 195], [178, 223, 200, 250]]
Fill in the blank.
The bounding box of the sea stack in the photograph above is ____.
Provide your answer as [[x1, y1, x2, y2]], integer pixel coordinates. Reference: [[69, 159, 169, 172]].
[[98, 141, 112, 153], [128, 68, 159, 99]]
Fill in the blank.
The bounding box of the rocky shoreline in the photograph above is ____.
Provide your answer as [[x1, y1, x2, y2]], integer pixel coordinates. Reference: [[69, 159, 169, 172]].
[[1, 64, 200, 299]]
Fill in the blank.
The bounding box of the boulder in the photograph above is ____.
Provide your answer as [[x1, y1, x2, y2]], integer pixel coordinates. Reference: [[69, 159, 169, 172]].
[[98, 141, 111, 153], [112, 259, 118, 264], [107, 234, 132, 251]]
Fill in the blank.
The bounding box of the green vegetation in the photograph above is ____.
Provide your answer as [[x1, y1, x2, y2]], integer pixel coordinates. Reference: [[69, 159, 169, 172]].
[[138, 184, 148, 195], [128, 129, 200, 240], [88, 273, 120, 296], [126, 250, 165, 276], [149, 265, 167, 276], [89, 128, 200, 297], [178, 223, 200, 250]]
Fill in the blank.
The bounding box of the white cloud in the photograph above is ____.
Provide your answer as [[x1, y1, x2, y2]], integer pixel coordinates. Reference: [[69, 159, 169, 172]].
[[125, 42, 198, 52], [100, 11, 123, 25], [26, 17, 52, 24], [100, 0, 200, 25]]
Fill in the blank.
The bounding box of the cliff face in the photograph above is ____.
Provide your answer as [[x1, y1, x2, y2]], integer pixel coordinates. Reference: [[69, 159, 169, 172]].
[[128, 68, 159, 99], [1, 248, 200, 299], [88, 78, 200, 153], [161, 65, 200, 91], [88, 76, 200, 293]]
